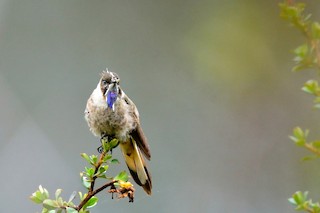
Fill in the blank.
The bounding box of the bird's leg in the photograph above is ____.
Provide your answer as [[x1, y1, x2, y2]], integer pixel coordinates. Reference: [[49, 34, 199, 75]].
[[98, 134, 119, 154], [98, 133, 109, 154]]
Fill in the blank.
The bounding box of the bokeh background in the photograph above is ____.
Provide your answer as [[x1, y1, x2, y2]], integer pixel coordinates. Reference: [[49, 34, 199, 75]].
[[1, 0, 320, 212]]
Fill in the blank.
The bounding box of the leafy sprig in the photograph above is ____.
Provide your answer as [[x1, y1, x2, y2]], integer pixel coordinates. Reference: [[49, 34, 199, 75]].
[[30, 138, 134, 213], [280, 1, 320, 212]]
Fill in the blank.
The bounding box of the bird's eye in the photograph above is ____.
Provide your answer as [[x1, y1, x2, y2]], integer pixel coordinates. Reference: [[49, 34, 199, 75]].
[[102, 80, 107, 85]]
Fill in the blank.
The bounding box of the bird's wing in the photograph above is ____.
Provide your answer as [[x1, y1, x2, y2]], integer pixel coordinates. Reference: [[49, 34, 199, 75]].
[[123, 93, 151, 160], [131, 124, 151, 160]]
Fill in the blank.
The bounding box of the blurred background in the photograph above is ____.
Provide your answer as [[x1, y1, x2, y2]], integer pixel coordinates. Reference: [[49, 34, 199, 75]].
[[1, 0, 320, 212]]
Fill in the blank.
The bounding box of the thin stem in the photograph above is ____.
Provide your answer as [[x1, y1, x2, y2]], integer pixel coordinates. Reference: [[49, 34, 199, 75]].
[[90, 152, 106, 192], [304, 143, 320, 156], [76, 180, 117, 211], [75, 148, 117, 211]]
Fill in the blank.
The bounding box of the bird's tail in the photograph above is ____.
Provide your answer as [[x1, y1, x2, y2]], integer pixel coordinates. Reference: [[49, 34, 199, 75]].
[[119, 138, 152, 195]]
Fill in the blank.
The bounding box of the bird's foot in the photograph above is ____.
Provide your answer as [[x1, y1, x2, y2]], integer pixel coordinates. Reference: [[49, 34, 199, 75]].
[[97, 145, 104, 154], [98, 134, 119, 154]]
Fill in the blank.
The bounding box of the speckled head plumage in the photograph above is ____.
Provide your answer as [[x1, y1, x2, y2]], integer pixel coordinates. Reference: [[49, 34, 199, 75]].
[[99, 69, 121, 111]]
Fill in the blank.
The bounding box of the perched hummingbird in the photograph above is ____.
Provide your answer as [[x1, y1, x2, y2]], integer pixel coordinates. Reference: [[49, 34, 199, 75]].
[[84, 69, 152, 195]]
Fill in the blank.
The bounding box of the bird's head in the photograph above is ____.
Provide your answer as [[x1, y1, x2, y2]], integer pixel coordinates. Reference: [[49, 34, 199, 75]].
[[100, 69, 120, 111]]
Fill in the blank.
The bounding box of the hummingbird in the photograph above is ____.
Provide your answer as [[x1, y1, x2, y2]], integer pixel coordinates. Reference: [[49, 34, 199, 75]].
[[84, 69, 152, 195]]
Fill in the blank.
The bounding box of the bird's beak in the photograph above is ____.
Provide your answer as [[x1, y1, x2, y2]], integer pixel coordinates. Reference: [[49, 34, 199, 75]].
[[105, 83, 118, 111]]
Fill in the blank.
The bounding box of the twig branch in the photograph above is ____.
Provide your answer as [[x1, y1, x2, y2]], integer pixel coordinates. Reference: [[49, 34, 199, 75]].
[[304, 143, 320, 156], [75, 150, 117, 211], [76, 180, 117, 211]]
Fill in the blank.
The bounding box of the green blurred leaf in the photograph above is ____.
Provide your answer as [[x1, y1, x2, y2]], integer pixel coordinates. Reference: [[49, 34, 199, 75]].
[[102, 140, 110, 152], [114, 171, 128, 182], [293, 191, 308, 205], [57, 196, 64, 207], [312, 22, 320, 39], [103, 153, 112, 162], [55, 189, 62, 200], [301, 155, 317, 161], [30, 194, 43, 204], [66, 207, 78, 213], [90, 155, 98, 165], [288, 197, 297, 205], [294, 44, 308, 58], [31, 186, 50, 204], [83, 196, 98, 209], [109, 139, 119, 149], [302, 80, 318, 95], [81, 176, 91, 189], [81, 153, 93, 165], [85, 167, 95, 177], [39, 185, 50, 199], [290, 127, 309, 146], [43, 199, 59, 210], [111, 159, 120, 164], [68, 191, 77, 203], [311, 141, 320, 148]]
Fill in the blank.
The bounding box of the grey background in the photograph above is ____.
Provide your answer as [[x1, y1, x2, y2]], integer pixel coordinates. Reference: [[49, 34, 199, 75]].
[[1, 0, 320, 212]]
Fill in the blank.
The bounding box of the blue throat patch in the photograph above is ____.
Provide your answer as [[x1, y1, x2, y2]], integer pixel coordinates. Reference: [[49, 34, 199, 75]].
[[107, 90, 117, 109]]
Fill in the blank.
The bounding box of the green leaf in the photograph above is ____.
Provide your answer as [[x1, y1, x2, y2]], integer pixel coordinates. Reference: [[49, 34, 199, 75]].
[[301, 155, 317, 161], [39, 185, 50, 199], [66, 207, 79, 213], [30, 186, 50, 204], [55, 189, 62, 200], [90, 155, 98, 165], [81, 153, 93, 165], [293, 127, 304, 138], [294, 44, 308, 58], [291, 127, 309, 146], [81, 176, 91, 189], [111, 159, 120, 164], [78, 192, 84, 201], [109, 139, 119, 149], [311, 141, 320, 148], [111, 158, 120, 164], [57, 196, 64, 206], [312, 22, 320, 39], [42, 209, 50, 213], [98, 165, 108, 174], [302, 80, 317, 94], [30, 193, 43, 204], [292, 191, 308, 206], [288, 197, 297, 205], [103, 154, 112, 162], [114, 171, 128, 182], [83, 196, 98, 209], [43, 199, 59, 210], [102, 140, 110, 152], [85, 167, 95, 177], [68, 191, 77, 203]]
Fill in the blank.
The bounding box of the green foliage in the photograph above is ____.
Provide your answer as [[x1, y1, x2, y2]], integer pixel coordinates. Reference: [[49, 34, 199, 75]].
[[289, 127, 309, 146], [30, 186, 77, 212], [280, 1, 320, 212], [30, 138, 134, 212], [114, 171, 129, 182], [280, 0, 320, 106], [289, 191, 320, 212]]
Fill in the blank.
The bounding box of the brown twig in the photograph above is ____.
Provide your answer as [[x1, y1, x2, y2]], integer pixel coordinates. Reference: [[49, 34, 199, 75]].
[[76, 180, 118, 211], [75, 150, 118, 211], [304, 143, 320, 157]]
